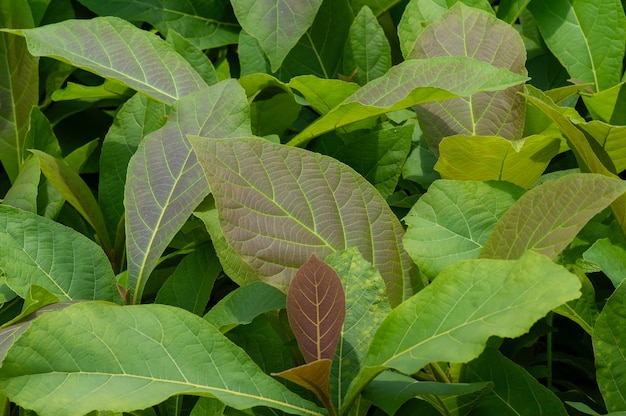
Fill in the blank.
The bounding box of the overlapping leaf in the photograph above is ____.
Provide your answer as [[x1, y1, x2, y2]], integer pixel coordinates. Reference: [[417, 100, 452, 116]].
[[125, 80, 251, 304], [0, 0, 38, 183], [0, 205, 120, 303], [12, 16, 206, 104], [288, 56, 529, 146], [435, 135, 559, 188], [481, 174, 626, 260], [76, 0, 239, 49], [576, 121, 626, 174], [0, 303, 325, 416], [403, 180, 524, 279], [411, 3, 527, 153], [584, 239, 626, 287], [231, 0, 324, 72], [340, 251, 581, 413], [528, 0, 626, 92], [190, 136, 412, 306], [593, 281, 626, 412]]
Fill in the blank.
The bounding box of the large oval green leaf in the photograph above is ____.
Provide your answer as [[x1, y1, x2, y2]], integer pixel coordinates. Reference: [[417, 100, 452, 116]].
[[190, 136, 412, 307], [340, 251, 581, 413], [411, 3, 527, 153], [0, 205, 120, 303], [13, 16, 206, 104], [125, 80, 251, 304], [0, 302, 324, 416]]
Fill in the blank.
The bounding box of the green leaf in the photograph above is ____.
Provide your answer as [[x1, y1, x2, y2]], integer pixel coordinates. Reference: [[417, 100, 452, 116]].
[[362, 371, 492, 416], [0, 0, 38, 183], [204, 281, 286, 333], [238, 29, 272, 77], [553, 268, 598, 335], [230, 0, 324, 72], [289, 76, 360, 115], [0, 205, 120, 303], [31, 149, 112, 254], [274, 360, 335, 414], [435, 135, 560, 189], [0, 302, 325, 416], [584, 238, 626, 287], [481, 174, 626, 260], [99, 93, 169, 243], [397, 0, 493, 59], [465, 348, 568, 415], [403, 180, 524, 279], [277, 0, 353, 80], [312, 122, 413, 199], [343, 6, 391, 86], [0, 285, 60, 329], [593, 280, 626, 412], [190, 136, 412, 307], [75, 0, 239, 49], [351, 0, 402, 16], [288, 56, 529, 146], [324, 248, 391, 411], [13, 16, 207, 104], [166, 30, 218, 86], [496, 0, 531, 24], [155, 244, 221, 316], [287, 254, 345, 363], [50, 79, 132, 101], [125, 80, 251, 304], [528, 0, 626, 91], [3, 156, 40, 213], [581, 81, 626, 124], [411, 3, 527, 153], [341, 251, 581, 413], [576, 121, 626, 174]]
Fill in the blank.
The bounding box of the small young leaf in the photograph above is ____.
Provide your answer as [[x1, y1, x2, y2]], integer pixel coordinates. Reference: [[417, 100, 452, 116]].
[[435, 135, 560, 189], [0, 302, 325, 416], [583, 238, 626, 287], [480, 174, 626, 260], [593, 280, 626, 412], [274, 359, 334, 414], [289, 76, 360, 115], [190, 136, 412, 306], [166, 30, 218, 86], [341, 251, 581, 412], [287, 254, 346, 363], [3, 156, 40, 213]]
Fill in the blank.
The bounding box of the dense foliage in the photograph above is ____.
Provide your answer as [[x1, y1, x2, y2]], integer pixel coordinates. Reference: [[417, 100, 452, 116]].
[[0, 0, 625, 415]]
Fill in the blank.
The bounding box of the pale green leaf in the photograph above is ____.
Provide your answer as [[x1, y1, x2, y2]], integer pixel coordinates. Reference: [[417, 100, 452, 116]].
[[341, 251, 581, 412], [435, 135, 560, 189], [481, 174, 626, 260], [0, 302, 325, 416], [238, 29, 272, 76], [403, 180, 524, 279], [325, 248, 391, 411], [576, 121, 626, 174], [0, 0, 38, 183], [581, 81, 626, 124], [584, 238, 626, 287], [528, 0, 626, 92], [75, 0, 239, 49], [13, 16, 207, 104], [397, 0, 493, 59], [3, 156, 40, 213], [125, 80, 251, 304], [166, 30, 218, 86], [411, 3, 527, 153], [0, 205, 120, 303], [465, 348, 568, 415], [189, 136, 412, 307], [289, 76, 359, 115], [99, 93, 169, 242], [204, 281, 286, 333], [231, 0, 324, 72], [155, 244, 221, 316], [312, 122, 413, 199], [593, 280, 626, 412], [50, 80, 132, 102], [288, 56, 529, 146], [553, 268, 598, 335], [31, 150, 112, 254], [343, 6, 391, 86]]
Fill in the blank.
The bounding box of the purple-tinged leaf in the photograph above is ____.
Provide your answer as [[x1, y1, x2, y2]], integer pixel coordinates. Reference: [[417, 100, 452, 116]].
[[481, 174, 626, 260], [273, 359, 335, 414], [287, 254, 345, 363], [189, 136, 412, 306], [125, 80, 252, 304]]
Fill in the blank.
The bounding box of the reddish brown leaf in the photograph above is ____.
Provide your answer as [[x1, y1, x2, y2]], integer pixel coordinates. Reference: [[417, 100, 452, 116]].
[[287, 254, 346, 363], [273, 359, 334, 413]]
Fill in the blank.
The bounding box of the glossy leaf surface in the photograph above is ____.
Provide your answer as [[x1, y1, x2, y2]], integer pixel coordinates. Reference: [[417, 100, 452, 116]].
[[0, 303, 325, 416], [481, 174, 626, 260], [190, 136, 412, 306]]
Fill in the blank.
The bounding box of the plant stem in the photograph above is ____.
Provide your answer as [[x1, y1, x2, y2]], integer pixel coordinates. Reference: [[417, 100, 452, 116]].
[[429, 362, 451, 383]]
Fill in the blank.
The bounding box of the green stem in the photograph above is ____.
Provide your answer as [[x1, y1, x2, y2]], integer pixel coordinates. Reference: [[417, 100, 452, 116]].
[[430, 362, 451, 383]]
